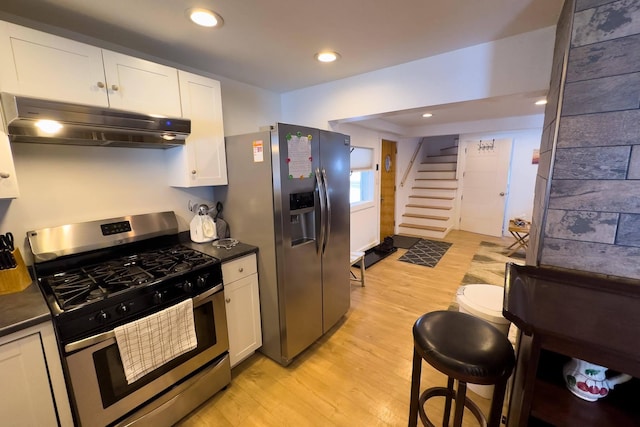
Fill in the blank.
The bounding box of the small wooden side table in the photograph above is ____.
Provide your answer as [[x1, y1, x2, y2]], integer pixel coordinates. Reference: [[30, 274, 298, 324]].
[[507, 220, 530, 256]]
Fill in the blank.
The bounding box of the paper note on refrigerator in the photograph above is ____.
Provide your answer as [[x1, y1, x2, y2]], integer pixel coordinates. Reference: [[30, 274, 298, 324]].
[[287, 134, 312, 179], [253, 140, 264, 162]]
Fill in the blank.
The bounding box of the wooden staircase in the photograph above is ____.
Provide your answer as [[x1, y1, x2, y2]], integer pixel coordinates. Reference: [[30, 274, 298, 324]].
[[398, 146, 458, 239]]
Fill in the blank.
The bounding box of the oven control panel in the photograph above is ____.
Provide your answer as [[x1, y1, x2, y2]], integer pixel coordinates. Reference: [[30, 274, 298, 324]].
[[100, 220, 132, 235]]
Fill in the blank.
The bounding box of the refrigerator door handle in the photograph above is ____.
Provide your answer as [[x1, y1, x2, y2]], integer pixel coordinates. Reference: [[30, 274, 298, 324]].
[[315, 167, 326, 255], [321, 168, 331, 254]]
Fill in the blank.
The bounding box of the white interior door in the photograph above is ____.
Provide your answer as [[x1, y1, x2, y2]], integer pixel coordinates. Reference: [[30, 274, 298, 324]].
[[459, 138, 512, 237]]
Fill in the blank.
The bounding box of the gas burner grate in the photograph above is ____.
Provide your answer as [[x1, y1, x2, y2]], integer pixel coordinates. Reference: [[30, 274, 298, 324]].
[[42, 245, 215, 310]]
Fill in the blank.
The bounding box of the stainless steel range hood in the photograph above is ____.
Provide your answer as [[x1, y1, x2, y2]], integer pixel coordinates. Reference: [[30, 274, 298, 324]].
[[0, 93, 190, 148]]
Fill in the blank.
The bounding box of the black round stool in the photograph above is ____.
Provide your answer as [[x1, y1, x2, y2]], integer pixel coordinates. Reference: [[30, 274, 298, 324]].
[[408, 310, 515, 427]]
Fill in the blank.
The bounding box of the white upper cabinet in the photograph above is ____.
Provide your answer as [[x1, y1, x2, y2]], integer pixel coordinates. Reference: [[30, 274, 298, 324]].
[[0, 21, 109, 106], [0, 131, 19, 199], [0, 22, 182, 117], [101, 50, 181, 117], [166, 71, 228, 187]]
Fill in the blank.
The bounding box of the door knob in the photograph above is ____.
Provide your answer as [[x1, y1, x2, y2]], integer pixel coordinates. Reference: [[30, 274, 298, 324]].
[[0, 172, 9, 179], [111, 84, 119, 91], [97, 81, 105, 88], [499, 192, 505, 196]]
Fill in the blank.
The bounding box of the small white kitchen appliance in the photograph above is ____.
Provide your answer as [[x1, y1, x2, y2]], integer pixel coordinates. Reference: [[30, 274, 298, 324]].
[[189, 203, 217, 243]]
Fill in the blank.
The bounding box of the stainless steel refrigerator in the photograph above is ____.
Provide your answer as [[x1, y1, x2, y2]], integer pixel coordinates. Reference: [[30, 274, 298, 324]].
[[221, 123, 351, 365]]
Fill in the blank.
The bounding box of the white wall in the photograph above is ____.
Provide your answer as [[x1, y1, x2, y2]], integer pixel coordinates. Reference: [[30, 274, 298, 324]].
[[460, 128, 542, 234], [333, 123, 403, 252], [218, 77, 281, 136], [282, 28, 554, 247], [281, 27, 555, 129]]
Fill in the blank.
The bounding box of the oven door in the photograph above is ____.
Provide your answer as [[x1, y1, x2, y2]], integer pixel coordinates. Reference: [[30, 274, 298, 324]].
[[64, 286, 229, 427]]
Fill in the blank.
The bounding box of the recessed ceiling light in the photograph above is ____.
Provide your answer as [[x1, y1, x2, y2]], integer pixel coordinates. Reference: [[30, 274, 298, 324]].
[[187, 8, 224, 28], [422, 113, 433, 118], [535, 99, 548, 105], [315, 51, 340, 63]]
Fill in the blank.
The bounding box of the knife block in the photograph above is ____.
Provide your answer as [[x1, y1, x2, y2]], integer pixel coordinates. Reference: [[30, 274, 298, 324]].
[[0, 248, 32, 295]]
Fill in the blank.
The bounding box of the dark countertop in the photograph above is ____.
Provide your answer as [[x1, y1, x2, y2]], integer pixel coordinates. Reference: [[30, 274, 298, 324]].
[[0, 237, 258, 340], [183, 240, 258, 263], [0, 281, 51, 339], [179, 233, 258, 263]]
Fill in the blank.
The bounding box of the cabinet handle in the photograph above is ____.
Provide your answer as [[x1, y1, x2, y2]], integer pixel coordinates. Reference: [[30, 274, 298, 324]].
[[225, 298, 231, 303], [191, 170, 197, 175], [0, 172, 9, 179], [111, 84, 119, 91], [97, 81, 105, 88], [238, 267, 244, 273]]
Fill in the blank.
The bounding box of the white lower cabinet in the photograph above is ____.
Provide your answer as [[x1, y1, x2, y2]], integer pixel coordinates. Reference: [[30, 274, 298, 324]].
[[222, 254, 262, 368], [0, 322, 73, 427]]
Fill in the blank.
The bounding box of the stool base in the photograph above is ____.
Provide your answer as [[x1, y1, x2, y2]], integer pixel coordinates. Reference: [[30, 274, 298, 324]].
[[418, 384, 486, 427]]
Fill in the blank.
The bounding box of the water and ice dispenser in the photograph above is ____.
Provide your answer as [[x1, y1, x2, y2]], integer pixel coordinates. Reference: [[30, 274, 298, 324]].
[[289, 191, 315, 246]]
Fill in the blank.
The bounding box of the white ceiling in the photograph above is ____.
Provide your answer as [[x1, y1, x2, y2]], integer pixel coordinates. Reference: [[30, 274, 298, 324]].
[[0, 0, 563, 132]]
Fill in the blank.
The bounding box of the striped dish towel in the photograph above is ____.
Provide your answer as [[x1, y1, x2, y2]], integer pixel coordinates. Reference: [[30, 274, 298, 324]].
[[114, 299, 197, 384]]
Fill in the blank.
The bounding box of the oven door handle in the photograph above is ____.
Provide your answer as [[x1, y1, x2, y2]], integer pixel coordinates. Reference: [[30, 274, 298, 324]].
[[64, 284, 223, 353]]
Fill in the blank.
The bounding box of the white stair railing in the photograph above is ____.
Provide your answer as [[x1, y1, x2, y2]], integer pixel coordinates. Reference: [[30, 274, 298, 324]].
[[400, 138, 424, 187]]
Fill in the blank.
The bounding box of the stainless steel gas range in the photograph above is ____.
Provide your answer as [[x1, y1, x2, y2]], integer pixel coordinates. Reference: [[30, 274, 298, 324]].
[[28, 211, 230, 427]]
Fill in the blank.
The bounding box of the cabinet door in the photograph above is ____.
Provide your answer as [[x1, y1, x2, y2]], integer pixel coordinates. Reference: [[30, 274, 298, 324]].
[[0, 21, 108, 106], [224, 273, 262, 367], [102, 50, 182, 117], [0, 131, 19, 199], [0, 333, 59, 426], [166, 71, 227, 187]]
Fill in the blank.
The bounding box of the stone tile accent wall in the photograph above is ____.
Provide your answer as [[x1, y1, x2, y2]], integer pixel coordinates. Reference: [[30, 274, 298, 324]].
[[532, 0, 640, 279]]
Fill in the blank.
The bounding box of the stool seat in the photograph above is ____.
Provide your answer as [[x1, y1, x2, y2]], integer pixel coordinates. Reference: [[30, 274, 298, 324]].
[[414, 310, 515, 385], [409, 310, 516, 427]]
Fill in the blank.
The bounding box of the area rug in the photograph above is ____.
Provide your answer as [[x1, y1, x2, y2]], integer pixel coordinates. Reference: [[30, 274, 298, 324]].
[[390, 234, 421, 249], [398, 239, 452, 268], [460, 241, 526, 287]]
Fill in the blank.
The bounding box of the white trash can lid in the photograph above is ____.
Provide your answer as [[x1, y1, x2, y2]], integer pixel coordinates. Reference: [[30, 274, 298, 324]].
[[456, 284, 510, 325]]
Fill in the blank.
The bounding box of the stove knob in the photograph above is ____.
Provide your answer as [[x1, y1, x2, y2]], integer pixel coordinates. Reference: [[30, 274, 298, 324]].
[[153, 291, 164, 304], [182, 281, 193, 293], [196, 276, 206, 288], [116, 304, 129, 315], [96, 311, 110, 323]]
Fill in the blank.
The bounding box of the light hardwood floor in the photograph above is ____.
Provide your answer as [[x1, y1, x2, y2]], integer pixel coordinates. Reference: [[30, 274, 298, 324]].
[[177, 230, 513, 427]]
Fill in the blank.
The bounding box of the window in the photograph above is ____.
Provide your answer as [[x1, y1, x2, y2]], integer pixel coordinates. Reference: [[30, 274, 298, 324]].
[[350, 147, 375, 205], [350, 170, 374, 203]]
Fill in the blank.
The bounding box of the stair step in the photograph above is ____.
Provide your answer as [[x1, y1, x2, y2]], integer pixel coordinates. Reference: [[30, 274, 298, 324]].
[[419, 162, 457, 172], [415, 178, 457, 182], [412, 186, 458, 190], [403, 213, 449, 221], [409, 195, 454, 201], [423, 154, 457, 163], [417, 172, 457, 181], [440, 145, 459, 151], [406, 204, 452, 210], [398, 223, 448, 233]]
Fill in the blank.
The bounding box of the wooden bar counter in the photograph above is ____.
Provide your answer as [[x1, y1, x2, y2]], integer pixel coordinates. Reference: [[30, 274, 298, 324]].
[[503, 264, 640, 426]]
